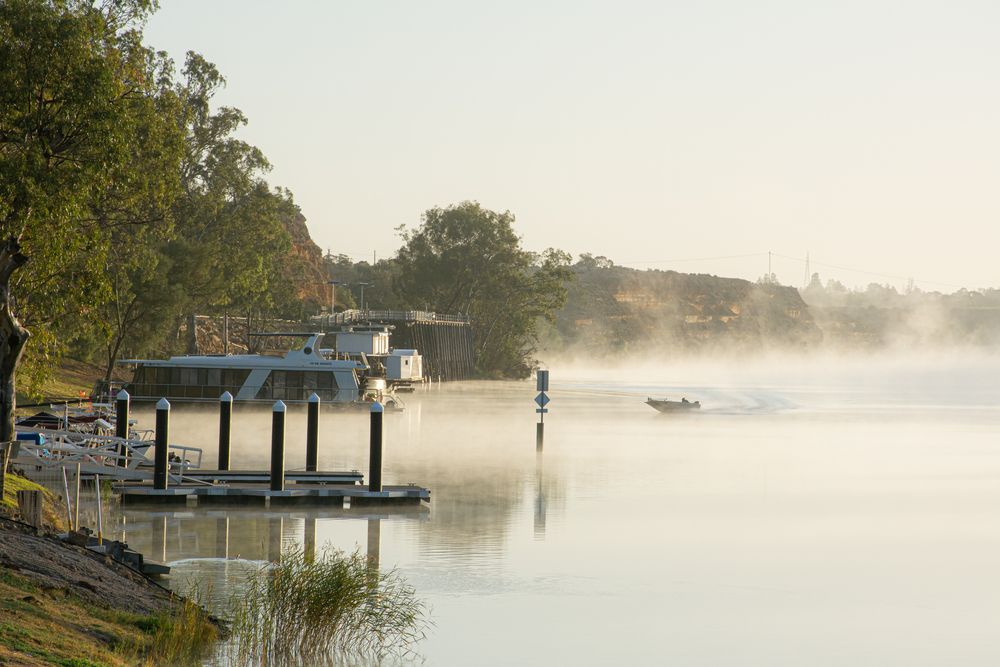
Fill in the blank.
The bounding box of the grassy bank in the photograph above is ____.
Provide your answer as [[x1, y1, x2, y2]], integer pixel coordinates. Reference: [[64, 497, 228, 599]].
[[1, 473, 65, 530], [0, 568, 216, 666], [0, 473, 218, 666]]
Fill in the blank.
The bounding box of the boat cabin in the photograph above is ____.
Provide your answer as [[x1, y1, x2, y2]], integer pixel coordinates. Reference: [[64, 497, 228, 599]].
[[120, 333, 365, 405]]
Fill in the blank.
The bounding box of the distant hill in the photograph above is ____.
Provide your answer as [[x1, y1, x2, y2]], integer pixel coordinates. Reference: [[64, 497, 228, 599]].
[[542, 260, 821, 356], [541, 260, 1000, 357]]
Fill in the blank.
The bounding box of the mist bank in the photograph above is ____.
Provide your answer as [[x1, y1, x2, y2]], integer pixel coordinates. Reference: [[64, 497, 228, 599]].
[[538, 260, 1000, 360]]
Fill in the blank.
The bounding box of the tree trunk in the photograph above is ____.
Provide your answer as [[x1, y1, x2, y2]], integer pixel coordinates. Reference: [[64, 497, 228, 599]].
[[186, 313, 198, 354], [0, 237, 29, 502]]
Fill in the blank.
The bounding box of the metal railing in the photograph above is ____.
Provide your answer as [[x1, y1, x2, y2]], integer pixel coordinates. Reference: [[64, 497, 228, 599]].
[[311, 309, 471, 325]]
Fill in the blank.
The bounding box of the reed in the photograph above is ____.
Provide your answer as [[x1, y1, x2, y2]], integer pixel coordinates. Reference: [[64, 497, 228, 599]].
[[146, 596, 219, 666], [227, 548, 428, 665]]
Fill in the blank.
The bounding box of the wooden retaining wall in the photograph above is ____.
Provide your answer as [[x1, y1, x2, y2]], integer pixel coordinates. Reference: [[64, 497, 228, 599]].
[[390, 321, 477, 380]]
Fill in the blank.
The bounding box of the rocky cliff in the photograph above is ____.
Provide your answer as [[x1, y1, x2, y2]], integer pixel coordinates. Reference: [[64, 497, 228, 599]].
[[280, 208, 328, 308]]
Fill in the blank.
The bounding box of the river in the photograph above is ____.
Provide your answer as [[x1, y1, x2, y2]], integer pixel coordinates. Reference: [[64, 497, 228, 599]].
[[113, 353, 1000, 665]]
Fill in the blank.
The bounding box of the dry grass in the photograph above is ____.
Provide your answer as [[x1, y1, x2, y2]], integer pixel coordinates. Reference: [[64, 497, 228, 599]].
[[24, 357, 106, 403]]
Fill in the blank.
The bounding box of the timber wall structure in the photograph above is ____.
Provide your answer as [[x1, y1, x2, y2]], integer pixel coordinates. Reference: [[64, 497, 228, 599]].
[[389, 321, 476, 381]]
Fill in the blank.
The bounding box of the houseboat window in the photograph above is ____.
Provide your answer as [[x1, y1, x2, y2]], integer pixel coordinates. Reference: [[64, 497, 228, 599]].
[[223, 369, 250, 395], [285, 371, 304, 401], [255, 373, 273, 400]]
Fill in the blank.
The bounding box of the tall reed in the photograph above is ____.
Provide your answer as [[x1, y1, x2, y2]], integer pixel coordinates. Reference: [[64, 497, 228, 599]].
[[227, 548, 428, 666]]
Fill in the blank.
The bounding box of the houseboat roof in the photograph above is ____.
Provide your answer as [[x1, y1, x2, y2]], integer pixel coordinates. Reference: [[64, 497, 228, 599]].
[[119, 333, 363, 371]]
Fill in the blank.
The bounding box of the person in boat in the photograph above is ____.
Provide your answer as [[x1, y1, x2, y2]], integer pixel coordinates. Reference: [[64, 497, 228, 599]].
[[681, 397, 689, 404]]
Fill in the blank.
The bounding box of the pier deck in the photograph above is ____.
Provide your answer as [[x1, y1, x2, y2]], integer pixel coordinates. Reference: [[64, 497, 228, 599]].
[[117, 482, 429, 507], [180, 469, 364, 484]]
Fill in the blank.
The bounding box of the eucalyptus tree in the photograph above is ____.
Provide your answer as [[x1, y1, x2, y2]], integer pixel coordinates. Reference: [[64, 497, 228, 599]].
[[164, 53, 293, 346], [394, 202, 572, 377], [0, 0, 184, 494]]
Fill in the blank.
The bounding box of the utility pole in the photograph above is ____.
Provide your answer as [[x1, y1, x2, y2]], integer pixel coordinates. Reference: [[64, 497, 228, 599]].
[[804, 251, 810, 288], [356, 282, 371, 311], [768, 251, 772, 282], [327, 280, 342, 324]]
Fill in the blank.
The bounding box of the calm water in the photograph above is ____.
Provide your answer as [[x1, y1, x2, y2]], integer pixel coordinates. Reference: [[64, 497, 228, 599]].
[[111, 355, 1000, 665]]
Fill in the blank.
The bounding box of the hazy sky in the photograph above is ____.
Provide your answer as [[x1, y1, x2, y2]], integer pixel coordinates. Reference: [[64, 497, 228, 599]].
[[145, 1, 1000, 291]]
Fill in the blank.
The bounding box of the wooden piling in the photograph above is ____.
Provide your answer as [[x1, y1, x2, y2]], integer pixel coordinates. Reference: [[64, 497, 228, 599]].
[[16, 490, 42, 530]]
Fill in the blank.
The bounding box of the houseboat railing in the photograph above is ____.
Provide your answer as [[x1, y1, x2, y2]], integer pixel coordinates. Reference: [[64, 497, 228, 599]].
[[311, 309, 471, 326]]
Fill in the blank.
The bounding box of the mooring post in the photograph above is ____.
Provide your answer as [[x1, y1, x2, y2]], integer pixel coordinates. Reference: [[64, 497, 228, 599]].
[[115, 389, 130, 467], [306, 392, 320, 472], [153, 398, 170, 490], [60, 466, 72, 528], [368, 401, 383, 492], [73, 462, 81, 531], [270, 400, 286, 492], [95, 473, 104, 545], [218, 391, 233, 471]]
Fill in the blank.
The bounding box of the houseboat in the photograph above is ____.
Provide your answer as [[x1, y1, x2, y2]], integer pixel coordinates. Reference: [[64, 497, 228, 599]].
[[118, 333, 375, 407]]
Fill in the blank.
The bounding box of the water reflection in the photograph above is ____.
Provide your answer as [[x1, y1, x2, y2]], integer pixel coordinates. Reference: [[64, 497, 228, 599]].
[[117, 507, 427, 566]]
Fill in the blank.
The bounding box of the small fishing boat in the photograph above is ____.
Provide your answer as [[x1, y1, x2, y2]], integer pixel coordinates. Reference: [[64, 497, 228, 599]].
[[645, 397, 701, 413]]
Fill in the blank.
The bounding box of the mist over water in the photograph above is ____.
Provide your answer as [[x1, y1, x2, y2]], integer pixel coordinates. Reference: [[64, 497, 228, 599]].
[[121, 353, 1000, 665]]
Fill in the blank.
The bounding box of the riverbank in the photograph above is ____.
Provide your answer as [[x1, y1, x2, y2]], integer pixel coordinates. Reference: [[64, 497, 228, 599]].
[[0, 473, 218, 666]]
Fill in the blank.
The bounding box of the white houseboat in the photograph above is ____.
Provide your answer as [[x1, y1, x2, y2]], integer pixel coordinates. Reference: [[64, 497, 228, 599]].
[[119, 333, 373, 407]]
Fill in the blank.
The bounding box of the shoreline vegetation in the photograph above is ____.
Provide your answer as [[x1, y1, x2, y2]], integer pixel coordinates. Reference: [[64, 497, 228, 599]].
[[0, 476, 219, 666], [1, 473, 430, 666]]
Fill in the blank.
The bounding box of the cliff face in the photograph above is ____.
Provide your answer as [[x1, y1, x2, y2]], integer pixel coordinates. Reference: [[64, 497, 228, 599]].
[[280, 209, 327, 307], [546, 265, 822, 355]]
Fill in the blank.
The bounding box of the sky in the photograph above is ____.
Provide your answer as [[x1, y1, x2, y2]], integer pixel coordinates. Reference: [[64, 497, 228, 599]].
[[144, 1, 1000, 291]]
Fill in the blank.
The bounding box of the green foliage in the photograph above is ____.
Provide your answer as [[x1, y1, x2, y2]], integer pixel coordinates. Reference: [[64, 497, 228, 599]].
[[394, 201, 572, 377], [0, 0, 183, 392]]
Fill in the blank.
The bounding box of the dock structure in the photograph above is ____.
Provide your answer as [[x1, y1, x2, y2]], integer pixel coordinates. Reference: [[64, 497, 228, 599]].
[[179, 469, 363, 484], [117, 483, 430, 507], [115, 394, 430, 509]]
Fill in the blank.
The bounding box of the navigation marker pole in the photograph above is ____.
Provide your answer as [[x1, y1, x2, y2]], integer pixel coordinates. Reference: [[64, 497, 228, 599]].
[[535, 369, 550, 451]]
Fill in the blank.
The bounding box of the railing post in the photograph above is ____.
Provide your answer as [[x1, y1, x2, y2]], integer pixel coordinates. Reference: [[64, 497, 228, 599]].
[[115, 389, 130, 468], [306, 392, 320, 472], [270, 401, 286, 492], [218, 391, 233, 471], [153, 398, 170, 490], [368, 401, 383, 492]]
